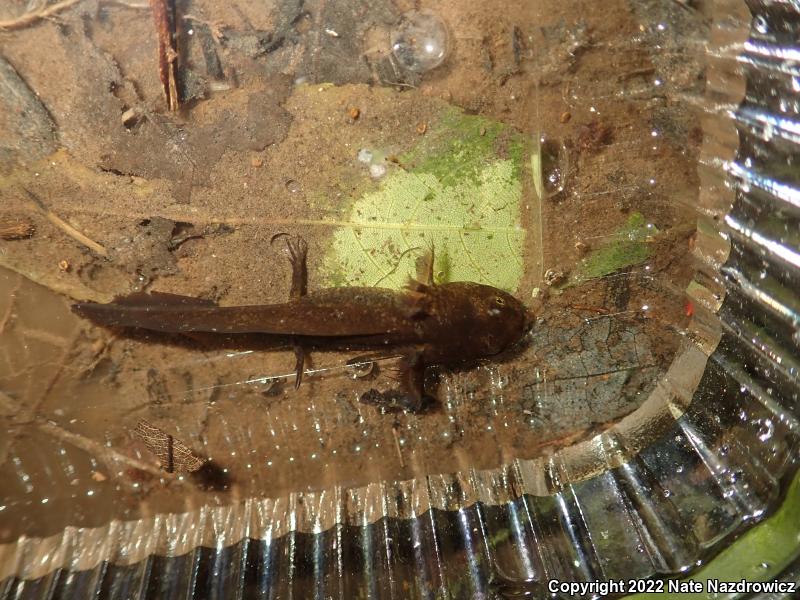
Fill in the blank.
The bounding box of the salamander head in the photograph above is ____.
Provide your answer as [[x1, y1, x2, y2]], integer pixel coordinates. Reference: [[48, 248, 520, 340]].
[[472, 284, 532, 354], [432, 282, 532, 359]]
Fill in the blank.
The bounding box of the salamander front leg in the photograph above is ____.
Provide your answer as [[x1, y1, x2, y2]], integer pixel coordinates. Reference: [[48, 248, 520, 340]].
[[357, 348, 433, 412]]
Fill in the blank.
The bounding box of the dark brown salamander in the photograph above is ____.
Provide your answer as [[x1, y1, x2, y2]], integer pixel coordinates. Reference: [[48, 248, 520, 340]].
[[72, 235, 532, 411]]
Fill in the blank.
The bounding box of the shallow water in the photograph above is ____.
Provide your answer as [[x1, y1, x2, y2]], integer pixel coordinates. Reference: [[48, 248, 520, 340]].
[[0, 0, 703, 540]]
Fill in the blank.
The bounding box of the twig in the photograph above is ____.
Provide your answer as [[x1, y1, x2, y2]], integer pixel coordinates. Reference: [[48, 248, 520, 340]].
[[671, 0, 697, 12], [567, 304, 609, 314], [0, 392, 167, 478], [0, 275, 22, 335], [384, 81, 418, 90], [149, 0, 180, 110], [391, 425, 405, 468], [103, 0, 148, 8], [183, 13, 226, 42], [22, 188, 109, 257], [38, 420, 169, 477], [0, 0, 84, 30]]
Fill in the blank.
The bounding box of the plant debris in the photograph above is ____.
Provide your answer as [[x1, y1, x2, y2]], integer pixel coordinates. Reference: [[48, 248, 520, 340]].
[[544, 268, 567, 286], [149, 0, 180, 110], [0, 216, 35, 240], [576, 121, 614, 152], [0, 0, 84, 31], [23, 188, 109, 257], [134, 419, 204, 473]]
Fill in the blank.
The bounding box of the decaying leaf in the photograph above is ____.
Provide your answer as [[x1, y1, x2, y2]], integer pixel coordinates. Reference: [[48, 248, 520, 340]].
[[0, 215, 35, 240], [571, 212, 657, 284], [134, 419, 204, 473]]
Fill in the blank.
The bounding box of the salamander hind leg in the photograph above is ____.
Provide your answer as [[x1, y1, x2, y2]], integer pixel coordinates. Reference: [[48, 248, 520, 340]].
[[286, 236, 308, 299], [270, 233, 308, 299], [286, 236, 308, 387], [271, 233, 309, 387]]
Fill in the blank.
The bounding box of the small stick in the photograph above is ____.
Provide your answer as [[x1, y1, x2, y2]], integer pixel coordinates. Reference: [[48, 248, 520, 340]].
[[391, 425, 405, 468], [568, 304, 609, 314], [0, 0, 83, 31], [22, 188, 109, 257], [149, 0, 180, 110], [166, 434, 174, 473], [104, 0, 149, 8], [34, 420, 167, 478], [0, 277, 22, 335]]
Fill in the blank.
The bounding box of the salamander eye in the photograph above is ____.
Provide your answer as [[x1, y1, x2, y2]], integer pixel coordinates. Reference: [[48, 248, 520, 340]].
[[494, 296, 506, 307]]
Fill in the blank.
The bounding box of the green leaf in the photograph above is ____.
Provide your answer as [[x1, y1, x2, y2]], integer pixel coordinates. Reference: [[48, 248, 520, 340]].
[[321, 111, 528, 291], [626, 468, 800, 599], [572, 212, 657, 284]]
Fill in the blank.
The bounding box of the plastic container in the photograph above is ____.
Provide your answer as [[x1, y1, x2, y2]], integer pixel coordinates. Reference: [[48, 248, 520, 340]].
[[0, 0, 798, 597]]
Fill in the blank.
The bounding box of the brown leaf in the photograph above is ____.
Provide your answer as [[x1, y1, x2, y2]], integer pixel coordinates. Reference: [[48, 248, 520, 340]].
[[134, 419, 204, 473], [0, 215, 35, 240]]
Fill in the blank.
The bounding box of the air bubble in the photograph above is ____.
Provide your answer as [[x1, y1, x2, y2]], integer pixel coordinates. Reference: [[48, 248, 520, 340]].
[[347, 360, 376, 379], [357, 148, 373, 164], [540, 138, 569, 198], [757, 419, 774, 442], [369, 163, 387, 179], [256, 377, 282, 395], [391, 11, 449, 73]]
